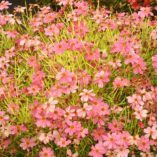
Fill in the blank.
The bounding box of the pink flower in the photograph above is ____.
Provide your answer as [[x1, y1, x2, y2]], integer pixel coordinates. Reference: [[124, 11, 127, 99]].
[[85, 49, 100, 61], [92, 127, 106, 142], [64, 106, 75, 120], [44, 24, 60, 36], [53, 41, 68, 54], [39, 147, 55, 157], [134, 107, 148, 121], [79, 89, 95, 102], [103, 133, 119, 149], [67, 149, 78, 157], [27, 85, 40, 96], [108, 120, 123, 132], [0, 1, 11, 10], [115, 148, 129, 157], [65, 120, 82, 136], [56, 137, 71, 147], [144, 126, 157, 140], [137, 136, 151, 152], [38, 132, 53, 144], [89, 142, 106, 157], [77, 103, 92, 118], [43, 13, 57, 23], [94, 70, 110, 88], [20, 137, 36, 151], [77, 70, 91, 86], [113, 77, 130, 88], [138, 7, 153, 18], [127, 94, 144, 108]]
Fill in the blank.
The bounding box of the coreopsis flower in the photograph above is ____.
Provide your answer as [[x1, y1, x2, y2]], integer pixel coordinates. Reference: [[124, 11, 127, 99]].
[[144, 126, 157, 140], [79, 89, 95, 102], [89, 142, 106, 157], [137, 136, 151, 152], [0, 1, 11, 10], [94, 70, 111, 88], [39, 147, 55, 157], [113, 77, 130, 88], [20, 138, 36, 151]]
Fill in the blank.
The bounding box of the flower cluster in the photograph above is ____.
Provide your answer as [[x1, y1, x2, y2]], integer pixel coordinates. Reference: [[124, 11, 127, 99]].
[[0, 0, 157, 156]]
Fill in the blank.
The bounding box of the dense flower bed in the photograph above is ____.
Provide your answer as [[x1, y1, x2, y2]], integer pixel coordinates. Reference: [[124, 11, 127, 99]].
[[0, 0, 157, 156]]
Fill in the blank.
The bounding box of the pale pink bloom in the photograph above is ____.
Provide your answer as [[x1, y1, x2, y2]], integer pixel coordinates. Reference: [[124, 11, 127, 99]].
[[130, 135, 140, 145], [56, 68, 73, 83], [144, 126, 157, 140], [116, 148, 129, 157], [85, 49, 100, 61], [103, 133, 119, 149], [80, 128, 88, 138], [77, 70, 91, 86], [48, 97, 58, 105], [52, 130, 60, 141], [36, 117, 51, 128], [108, 120, 123, 132], [43, 13, 57, 23], [44, 24, 60, 36], [64, 106, 75, 120], [65, 120, 82, 136], [137, 136, 151, 152], [92, 127, 106, 142], [138, 7, 153, 18], [127, 94, 144, 108], [74, 1, 89, 16], [38, 132, 53, 144], [56, 137, 71, 147], [111, 105, 123, 114], [4, 30, 19, 38], [27, 85, 40, 96], [94, 70, 110, 88], [20, 137, 36, 151], [67, 149, 78, 157], [134, 107, 148, 121], [53, 41, 68, 54], [49, 84, 63, 97], [108, 59, 122, 69], [92, 10, 104, 24], [151, 29, 157, 40], [0, 1, 11, 10], [132, 57, 147, 74], [89, 142, 106, 157], [79, 89, 95, 102], [77, 103, 92, 118], [14, 6, 26, 13], [117, 131, 131, 147], [39, 147, 55, 157], [113, 77, 130, 88], [43, 97, 58, 113]]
